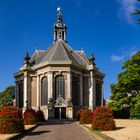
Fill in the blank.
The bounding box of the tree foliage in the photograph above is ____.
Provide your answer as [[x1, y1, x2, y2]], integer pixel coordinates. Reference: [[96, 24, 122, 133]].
[[108, 51, 140, 115], [132, 0, 140, 24], [0, 86, 15, 108]]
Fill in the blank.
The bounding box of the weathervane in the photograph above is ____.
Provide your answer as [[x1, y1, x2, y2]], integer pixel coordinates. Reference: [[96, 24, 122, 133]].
[[57, 7, 61, 14]]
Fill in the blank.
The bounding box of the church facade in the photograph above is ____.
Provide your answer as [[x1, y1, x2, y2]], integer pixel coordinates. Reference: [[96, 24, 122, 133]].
[[14, 9, 105, 120]]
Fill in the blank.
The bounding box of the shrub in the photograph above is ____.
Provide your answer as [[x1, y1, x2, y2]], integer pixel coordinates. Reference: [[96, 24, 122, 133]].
[[37, 110, 45, 122], [131, 103, 140, 115], [80, 109, 93, 124], [92, 106, 116, 131], [0, 106, 24, 134], [113, 108, 130, 119], [76, 109, 84, 121], [130, 103, 140, 119], [24, 108, 38, 125]]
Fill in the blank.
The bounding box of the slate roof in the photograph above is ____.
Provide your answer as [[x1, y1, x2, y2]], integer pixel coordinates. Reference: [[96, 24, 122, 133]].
[[29, 39, 89, 69]]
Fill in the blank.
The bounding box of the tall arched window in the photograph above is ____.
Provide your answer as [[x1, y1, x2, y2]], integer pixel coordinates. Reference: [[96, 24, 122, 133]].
[[41, 77, 48, 106], [55, 76, 65, 99], [72, 75, 80, 106], [96, 82, 101, 106], [18, 83, 23, 108]]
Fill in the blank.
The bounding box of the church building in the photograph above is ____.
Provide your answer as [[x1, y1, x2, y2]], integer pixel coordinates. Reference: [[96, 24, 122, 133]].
[[14, 8, 105, 120]]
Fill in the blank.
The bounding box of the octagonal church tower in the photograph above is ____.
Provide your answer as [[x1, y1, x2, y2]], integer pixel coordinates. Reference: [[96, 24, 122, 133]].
[[14, 8, 105, 120]]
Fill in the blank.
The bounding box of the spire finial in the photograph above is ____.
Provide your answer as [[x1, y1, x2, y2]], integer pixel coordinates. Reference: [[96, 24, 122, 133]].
[[57, 7, 61, 14], [53, 8, 67, 42], [57, 7, 62, 24], [24, 52, 31, 66], [89, 54, 96, 65]]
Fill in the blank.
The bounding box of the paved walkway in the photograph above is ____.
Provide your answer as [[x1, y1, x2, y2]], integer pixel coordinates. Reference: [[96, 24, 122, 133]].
[[21, 120, 94, 140]]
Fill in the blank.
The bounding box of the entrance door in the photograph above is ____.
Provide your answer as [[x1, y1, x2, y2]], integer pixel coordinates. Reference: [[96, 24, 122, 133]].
[[55, 108, 59, 119], [61, 107, 66, 119], [54, 107, 66, 119]]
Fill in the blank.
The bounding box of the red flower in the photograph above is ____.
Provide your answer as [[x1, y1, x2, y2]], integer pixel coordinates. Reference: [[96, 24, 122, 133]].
[[79, 109, 93, 124], [92, 106, 116, 131], [0, 105, 24, 134]]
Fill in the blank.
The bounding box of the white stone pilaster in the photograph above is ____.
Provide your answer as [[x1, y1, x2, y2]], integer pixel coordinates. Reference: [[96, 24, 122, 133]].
[[24, 74, 28, 108], [67, 72, 72, 99], [67, 72, 73, 119], [48, 73, 51, 100], [93, 77, 96, 107], [37, 75, 40, 109], [66, 107, 73, 119], [89, 71, 94, 109], [51, 72, 53, 98], [48, 72, 53, 99], [80, 75, 83, 106]]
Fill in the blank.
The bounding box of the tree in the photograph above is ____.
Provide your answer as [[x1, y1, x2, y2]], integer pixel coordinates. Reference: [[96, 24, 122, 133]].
[[0, 85, 15, 108], [108, 51, 140, 117], [132, 0, 140, 24]]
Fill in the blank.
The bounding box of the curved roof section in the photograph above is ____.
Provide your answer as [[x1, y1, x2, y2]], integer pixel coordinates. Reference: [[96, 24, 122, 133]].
[[29, 39, 89, 69]]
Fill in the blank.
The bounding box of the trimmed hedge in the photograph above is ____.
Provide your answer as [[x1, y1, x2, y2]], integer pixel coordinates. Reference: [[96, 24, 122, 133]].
[[24, 108, 38, 125], [92, 106, 116, 131], [80, 109, 93, 124], [0, 106, 24, 134]]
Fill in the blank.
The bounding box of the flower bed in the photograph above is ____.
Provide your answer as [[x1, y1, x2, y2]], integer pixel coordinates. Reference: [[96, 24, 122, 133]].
[[76, 109, 84, 121], [0, 106, 24, 134], [24, 108, 38, 125], [92, 106, 116, 131], [80, 109, 93, 124]]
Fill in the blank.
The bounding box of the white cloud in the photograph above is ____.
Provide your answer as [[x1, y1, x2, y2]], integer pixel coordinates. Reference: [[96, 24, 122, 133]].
[[111, 47, 138, 62], [120, 47, 138, 56], [111, 55, 124, 62], [129, 50, 137, 56], [117, 0, 137, 24]]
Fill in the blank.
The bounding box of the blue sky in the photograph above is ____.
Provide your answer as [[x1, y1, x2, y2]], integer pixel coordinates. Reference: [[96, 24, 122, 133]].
[[0, 0, 140, 99]]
